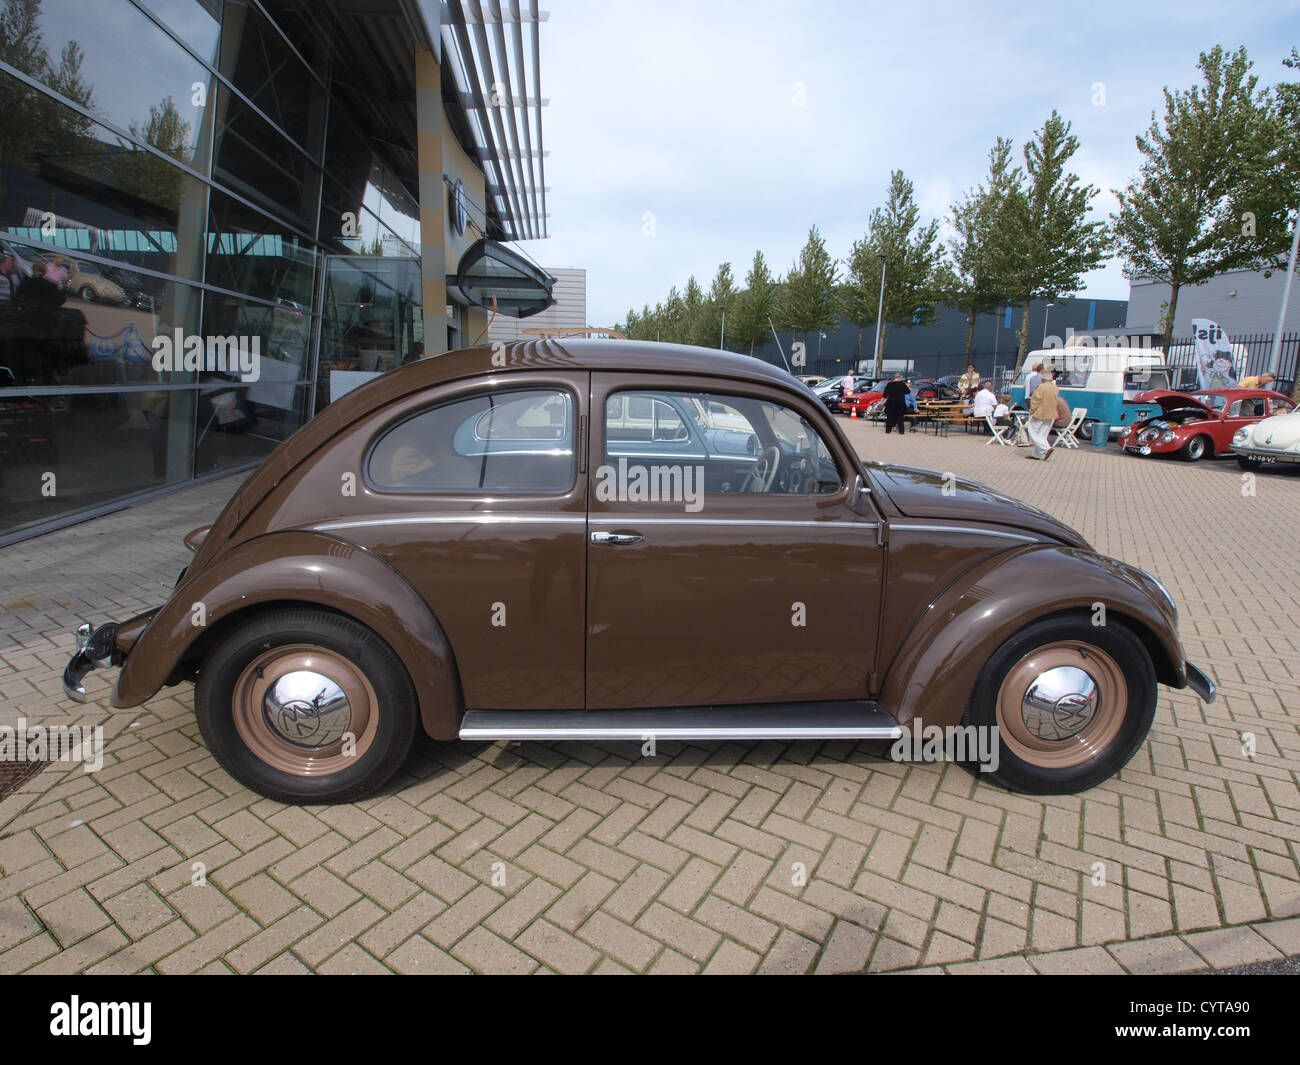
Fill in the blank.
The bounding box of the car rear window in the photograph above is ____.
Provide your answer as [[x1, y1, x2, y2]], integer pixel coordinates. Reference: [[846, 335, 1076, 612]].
[[368, 389, 575, 494]]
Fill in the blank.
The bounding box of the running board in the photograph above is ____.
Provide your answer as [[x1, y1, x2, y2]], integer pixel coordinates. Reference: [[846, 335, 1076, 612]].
[[459, 701, 902, 742]]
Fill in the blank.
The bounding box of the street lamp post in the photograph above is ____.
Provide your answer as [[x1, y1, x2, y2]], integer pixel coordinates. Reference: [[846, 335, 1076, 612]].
[[872, 254, 887, 376], [1043, 302, 1056, 346], [1267, 207, 1299, 379]]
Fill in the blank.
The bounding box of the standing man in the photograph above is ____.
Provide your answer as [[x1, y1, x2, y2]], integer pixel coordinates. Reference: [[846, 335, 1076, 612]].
[[882, 372, 911, 435], [958, 363, 980, 396], [1026, 368, 1059, 460], [1025, 361, 1044, 399], [44, 255, 69, 290], [840, 370, 855, 396]]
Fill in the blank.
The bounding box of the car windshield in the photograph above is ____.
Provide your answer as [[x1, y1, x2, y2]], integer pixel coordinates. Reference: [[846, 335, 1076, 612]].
[[1191, 393, 1226, 411]]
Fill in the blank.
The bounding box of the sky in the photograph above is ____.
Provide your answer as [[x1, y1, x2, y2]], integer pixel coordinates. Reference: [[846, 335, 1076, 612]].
[[524, 0, 1300, 328]]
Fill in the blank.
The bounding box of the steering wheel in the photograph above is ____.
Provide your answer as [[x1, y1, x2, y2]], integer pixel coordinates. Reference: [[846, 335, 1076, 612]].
[[744, 445, 781, 493]]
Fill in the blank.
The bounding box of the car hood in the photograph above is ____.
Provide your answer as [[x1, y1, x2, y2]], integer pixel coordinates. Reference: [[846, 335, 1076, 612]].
[[867, 464, 1091, 549], [1241, 410, 1300, 449], [1131, 389, 1215, 417]]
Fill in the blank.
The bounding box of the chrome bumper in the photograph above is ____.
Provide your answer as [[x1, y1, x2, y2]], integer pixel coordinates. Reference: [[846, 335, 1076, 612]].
[[1186, 662, 1216, 704], [62, 621, 120, 703], [1231, 446, 1300, 464]]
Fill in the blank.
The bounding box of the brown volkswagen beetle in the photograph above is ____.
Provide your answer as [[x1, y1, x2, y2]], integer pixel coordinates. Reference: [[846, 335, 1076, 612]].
[[63, 339, 1215, 803]]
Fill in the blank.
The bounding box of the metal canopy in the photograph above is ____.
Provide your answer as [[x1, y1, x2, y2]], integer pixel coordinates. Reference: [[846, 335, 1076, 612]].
[[439, 0, 550, 241], [449, 238, 555, 316]]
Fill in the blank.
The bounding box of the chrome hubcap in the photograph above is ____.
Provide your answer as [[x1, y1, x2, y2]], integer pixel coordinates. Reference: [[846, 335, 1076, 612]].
[[1021, 665, 1099, 741], [263, 669, 352, 749]]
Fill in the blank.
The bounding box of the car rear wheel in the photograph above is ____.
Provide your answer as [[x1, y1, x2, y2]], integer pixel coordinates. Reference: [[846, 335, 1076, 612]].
[[963, 615, 1157, 794], [196, 608, 417, 803], [78, 285, 96, 302], [1181, 435, 1208, 462]]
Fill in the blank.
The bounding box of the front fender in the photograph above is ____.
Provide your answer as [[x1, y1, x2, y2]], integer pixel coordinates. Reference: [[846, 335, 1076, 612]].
[[114, 531, 464, 740], [878, 544, 1186, 729]]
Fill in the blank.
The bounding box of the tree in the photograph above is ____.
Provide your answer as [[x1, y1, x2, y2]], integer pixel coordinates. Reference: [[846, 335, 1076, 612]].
[[1111, 47, 1295, 351], [1000, 111, 1109, 360], [701, 261, 737, 348], [730, 250, 779, 355], [845, 170, 944, 374], [682, 275, 706, 346], [776, 226, 839, 355], [946, 138, 1019, 355]]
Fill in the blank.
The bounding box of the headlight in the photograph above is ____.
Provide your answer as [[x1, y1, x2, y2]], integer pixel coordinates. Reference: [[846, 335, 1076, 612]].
[[1233, 427, 1249, 444], [1161, 431, 1176, 443]]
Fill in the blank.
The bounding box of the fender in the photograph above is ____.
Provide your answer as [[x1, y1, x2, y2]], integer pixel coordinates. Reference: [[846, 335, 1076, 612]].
[[113, 530, 464, 740], [878, 544, 1186, 729]]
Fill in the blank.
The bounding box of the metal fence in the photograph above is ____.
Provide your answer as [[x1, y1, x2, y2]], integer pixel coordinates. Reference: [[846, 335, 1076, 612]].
[[792, 332, 1299, 396]]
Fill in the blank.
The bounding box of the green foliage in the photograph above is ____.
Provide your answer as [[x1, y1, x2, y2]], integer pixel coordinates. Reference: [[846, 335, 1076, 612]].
[[999, 111, 1109, 359], [776, 225, 840, 348], [1111, 46, 1297, 348]]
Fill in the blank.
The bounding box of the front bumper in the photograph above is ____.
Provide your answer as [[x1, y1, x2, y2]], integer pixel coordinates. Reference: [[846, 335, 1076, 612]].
[[1231, 445, 1300, 464], [62, 622, 120, 702], [1186, 662, 1217, 703]]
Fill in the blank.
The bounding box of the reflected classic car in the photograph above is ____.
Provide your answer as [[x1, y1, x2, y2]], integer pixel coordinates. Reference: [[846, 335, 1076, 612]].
[[1121, 388, 1293, 462], [64, 340, 1215, 804]]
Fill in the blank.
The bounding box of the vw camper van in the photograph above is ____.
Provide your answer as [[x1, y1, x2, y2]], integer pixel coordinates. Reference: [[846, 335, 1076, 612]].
[[1010, 347, 1172, 441]]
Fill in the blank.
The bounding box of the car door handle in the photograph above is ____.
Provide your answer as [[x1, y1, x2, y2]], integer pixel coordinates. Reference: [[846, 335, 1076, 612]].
[[591, 531, 643, 545]]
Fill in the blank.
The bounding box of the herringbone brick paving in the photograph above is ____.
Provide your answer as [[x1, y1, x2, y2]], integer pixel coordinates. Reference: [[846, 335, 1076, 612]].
[[0, 423, 1296, 973]]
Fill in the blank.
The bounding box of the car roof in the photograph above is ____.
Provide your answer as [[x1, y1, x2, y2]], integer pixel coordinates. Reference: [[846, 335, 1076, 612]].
[[1195, 387, 1292, 400]]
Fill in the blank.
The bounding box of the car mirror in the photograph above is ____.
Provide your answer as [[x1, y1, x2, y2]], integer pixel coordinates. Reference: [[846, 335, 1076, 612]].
[[849, 473, 864, 508]]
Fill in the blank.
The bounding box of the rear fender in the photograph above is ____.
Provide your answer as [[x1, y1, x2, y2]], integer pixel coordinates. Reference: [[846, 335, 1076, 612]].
[[114, 531, 464, 739]]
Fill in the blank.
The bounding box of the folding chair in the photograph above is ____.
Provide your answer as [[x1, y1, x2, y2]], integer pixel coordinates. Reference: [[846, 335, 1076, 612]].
[[1052, 407, 1087, 449], [985, 414, 1014, 446]]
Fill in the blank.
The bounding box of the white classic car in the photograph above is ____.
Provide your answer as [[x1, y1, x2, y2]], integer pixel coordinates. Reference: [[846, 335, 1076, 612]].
[[1232, 408, 1300, 468]]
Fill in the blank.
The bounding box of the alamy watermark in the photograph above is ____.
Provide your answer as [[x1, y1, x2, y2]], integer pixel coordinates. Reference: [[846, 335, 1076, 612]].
[[889, 716, 1000, 774], [593, 458, 704, 512], [0, 717, 104, 773], [151, 329, 261, 382]]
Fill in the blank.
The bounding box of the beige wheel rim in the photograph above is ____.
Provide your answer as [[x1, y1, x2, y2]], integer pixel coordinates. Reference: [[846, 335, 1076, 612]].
[[231, 644, 379, 776], [994, 641, 1126, 769]]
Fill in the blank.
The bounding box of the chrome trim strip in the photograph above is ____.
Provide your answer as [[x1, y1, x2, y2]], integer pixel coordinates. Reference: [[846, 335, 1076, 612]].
[[890, 524, 1038, 543], [460, 725, 904, 741], [589, 517, 877, 529], [1185, 662, 1217, 704], [314, 515, 586, 531]]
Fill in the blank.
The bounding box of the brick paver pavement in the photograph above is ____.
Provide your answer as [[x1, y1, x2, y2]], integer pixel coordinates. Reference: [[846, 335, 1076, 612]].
[[1, 422, 1296, 974]]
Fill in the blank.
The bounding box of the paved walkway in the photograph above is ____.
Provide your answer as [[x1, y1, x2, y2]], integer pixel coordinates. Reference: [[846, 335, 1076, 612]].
[[0, 425, 1296, 973]]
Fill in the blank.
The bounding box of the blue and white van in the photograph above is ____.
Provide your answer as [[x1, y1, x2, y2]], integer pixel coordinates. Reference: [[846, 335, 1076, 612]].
[[1009, 348, 1172, 441]]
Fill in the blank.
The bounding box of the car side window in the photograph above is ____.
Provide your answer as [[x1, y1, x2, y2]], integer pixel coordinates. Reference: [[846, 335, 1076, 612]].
[[602, 389, 841, 495], [1224, 400, 1243, 417], [368, 388, 575, 494]]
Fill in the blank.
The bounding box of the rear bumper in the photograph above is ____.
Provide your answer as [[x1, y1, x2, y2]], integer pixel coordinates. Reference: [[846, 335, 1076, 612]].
[[61, 609, 158, 703], [62, 622, 120, 702], [1185, 662, 1217, 703]]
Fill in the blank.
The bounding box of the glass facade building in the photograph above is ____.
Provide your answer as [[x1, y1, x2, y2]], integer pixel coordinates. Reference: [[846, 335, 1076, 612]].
[[0, 0, 552, 544]]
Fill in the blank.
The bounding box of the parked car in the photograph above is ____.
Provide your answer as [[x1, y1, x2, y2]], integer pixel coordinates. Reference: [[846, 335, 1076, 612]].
[[1231, 403, 1300, 470], [797, 375, 828, 387], [1010, 348, 1170, 440], [0, 364, 58, 479], [1121, 388, 1292, 462], [63, 339, 1214, 803], [67, 259, 128, 305]]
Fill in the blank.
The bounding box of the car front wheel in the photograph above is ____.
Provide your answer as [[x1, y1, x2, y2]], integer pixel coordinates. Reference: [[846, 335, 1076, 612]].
[[963, 616, 1157, 794], [1181, 435, 1207, 462], [196, 607, 417, 803]]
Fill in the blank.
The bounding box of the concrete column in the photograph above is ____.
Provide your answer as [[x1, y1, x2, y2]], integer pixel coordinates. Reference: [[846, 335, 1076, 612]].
[[414, 45, 448, 355]]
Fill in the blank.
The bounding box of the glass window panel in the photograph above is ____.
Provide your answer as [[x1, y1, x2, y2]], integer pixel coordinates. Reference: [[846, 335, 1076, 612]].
[[9, 0, 213, 168], [0, 87, 211, 282], [136, 0, 223, 67], [216, 0, 325, 158], [212, 87, 319, 229], [205, 186, 318, 308], [0, 383, 197, 539]]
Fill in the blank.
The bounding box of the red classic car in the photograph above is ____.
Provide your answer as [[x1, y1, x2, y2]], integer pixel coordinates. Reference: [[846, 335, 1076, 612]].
[[1121, 388, 1293, 462], [836, 387, 885, 417]]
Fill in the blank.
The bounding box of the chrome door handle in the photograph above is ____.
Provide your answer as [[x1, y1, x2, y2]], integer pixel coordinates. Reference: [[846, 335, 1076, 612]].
[[591, 531, 643, 545]]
